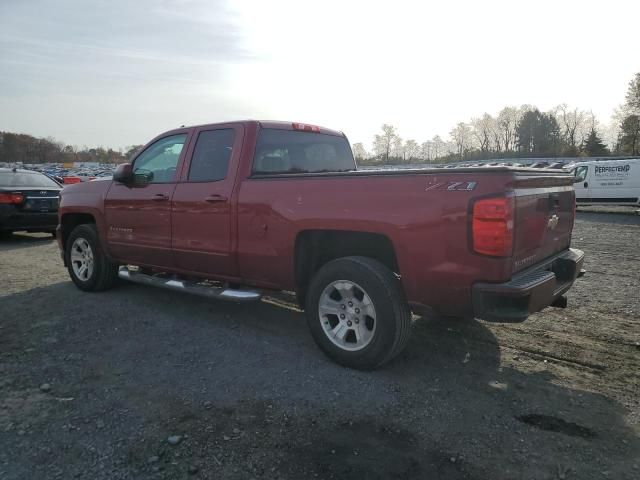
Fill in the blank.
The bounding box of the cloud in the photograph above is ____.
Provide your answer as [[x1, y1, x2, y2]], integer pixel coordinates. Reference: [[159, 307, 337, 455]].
[[0, 0, 257, 145]]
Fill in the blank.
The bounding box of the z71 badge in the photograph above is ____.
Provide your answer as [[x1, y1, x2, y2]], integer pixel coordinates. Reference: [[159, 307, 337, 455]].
[[425, 179, 477, 191]]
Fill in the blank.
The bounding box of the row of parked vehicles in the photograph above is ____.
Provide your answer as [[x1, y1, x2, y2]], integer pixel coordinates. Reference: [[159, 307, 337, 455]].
[[450, 160, 568, 169], [0, 162, 116, 185]]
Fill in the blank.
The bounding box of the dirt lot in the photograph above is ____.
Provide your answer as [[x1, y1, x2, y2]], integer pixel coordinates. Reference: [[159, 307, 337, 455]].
[[1, 211, 639, 480]]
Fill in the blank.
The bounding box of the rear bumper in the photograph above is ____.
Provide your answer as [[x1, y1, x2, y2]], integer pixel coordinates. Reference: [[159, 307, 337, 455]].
[[0, 211, 58, 232], [472, 248, 585, 322]]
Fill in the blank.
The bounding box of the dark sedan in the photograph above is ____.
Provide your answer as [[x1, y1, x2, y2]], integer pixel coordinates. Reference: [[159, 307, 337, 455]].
[[0, 168, 62, 235]]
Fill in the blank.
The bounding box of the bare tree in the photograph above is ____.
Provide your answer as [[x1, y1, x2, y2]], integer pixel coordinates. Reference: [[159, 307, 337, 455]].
[[391, 136, 404, 160], [431, 135, 446, 160], [450, 122, 474, 159], [373, 124, 400, 162], [420, 141, 432, 162], [497, 107, 520, 152], [404, 139, 419, 162], [471, 114, 494, 154], [351, 142, 368, 162], [555, 104, 589, 153]]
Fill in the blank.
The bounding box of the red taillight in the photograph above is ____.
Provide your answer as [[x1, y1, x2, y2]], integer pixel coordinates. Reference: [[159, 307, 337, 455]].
[[472, 196, 514, 257], [0, 193, 24, 204], [292, 122, 320, 132]]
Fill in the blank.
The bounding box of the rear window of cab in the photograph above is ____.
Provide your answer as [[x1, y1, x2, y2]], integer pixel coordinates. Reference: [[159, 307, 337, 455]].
[[252, 129, 356, 175]]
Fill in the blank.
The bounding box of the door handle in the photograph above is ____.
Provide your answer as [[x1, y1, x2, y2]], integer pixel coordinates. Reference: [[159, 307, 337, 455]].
[[584, 182, 588, 188], [205, 194, 228, 203], [151, 193, 169, 201]]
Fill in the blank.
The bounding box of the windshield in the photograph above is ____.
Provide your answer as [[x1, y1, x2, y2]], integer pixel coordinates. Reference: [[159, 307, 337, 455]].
[[252, 129, 356, 174], [0, 171, 61, 188]]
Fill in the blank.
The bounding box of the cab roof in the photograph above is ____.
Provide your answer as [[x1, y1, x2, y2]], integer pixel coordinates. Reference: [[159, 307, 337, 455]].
[[163, 120, 345, 138]]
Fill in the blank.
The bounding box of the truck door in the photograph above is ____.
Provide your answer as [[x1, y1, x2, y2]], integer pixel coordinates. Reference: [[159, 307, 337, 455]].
[[573, 165, 590, 204], [105, 133, 189, 267], [171, 125, 243, 279]]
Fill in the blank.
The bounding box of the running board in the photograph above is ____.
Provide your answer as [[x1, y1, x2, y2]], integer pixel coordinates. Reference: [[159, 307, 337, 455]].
[[118, 267, 262, 302]]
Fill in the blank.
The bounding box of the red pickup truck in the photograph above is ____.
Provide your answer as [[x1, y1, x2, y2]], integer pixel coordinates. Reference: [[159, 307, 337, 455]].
[[58, 120, 584, 369]]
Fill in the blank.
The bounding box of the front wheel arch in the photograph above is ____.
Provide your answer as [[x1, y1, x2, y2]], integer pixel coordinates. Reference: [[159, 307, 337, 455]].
[[65, 223, 118, 292]]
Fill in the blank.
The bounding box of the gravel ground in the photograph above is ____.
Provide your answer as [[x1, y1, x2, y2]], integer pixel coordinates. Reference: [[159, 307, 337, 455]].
[[0, 211, 639, 480]]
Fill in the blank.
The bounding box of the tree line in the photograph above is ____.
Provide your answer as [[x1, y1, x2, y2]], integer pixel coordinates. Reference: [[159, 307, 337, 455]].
[[354, 72, 640, 165], [0, 132, 143, 165]]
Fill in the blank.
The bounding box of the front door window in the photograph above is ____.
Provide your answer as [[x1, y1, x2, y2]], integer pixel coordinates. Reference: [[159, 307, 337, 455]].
[[133, 134, 187, 184]]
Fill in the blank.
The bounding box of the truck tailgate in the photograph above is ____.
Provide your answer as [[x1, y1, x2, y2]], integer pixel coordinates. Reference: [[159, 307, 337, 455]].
[[511, 172, 576, 273]]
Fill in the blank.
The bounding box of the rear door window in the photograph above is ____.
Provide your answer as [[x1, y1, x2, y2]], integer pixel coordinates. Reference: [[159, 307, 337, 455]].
[[188, 129, 235, 182], [252, 129, 355, 174]]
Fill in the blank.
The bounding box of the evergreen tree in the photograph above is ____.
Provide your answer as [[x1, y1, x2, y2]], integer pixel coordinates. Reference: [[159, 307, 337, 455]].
[[619, 115, 640, 155], [582, 129, 609, 156], [516, 109, 562, 155], [618, 73, 640, 155]]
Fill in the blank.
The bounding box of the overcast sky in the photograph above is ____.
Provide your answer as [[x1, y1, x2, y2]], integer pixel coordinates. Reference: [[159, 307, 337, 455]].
[[1, 0, 638, 149]]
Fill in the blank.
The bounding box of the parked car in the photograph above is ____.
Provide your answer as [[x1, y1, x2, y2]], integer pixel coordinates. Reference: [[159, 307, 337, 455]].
[[0, 168, 62, 235], [570, 158, 640, 206], [548, 162, 566, 169], [57, 120, 585, 369]]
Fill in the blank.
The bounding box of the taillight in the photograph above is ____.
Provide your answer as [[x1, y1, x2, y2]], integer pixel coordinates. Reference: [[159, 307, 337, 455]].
[[292, 122, 320, 132], [0, 193, 24, 204], [472, 196, 514, 257]]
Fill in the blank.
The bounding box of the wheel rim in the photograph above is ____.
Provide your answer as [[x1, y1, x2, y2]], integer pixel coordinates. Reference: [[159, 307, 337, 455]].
[[70, 237, 94, 281], [318, 280, 377, 352]]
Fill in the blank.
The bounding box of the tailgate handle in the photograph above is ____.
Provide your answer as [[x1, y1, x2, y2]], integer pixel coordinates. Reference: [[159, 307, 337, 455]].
[[584, 181, 588, 188]]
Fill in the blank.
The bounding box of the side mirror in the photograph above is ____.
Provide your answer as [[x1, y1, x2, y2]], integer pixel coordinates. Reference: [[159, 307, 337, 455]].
[[113, 163, 133, 184]]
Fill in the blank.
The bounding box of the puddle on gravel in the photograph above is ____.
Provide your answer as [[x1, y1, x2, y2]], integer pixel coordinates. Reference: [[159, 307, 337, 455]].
[[516, 414, 597, 439]]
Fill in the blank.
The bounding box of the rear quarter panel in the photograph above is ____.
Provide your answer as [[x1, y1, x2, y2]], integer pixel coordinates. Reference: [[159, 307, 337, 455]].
[[237, 171, 515, 315]]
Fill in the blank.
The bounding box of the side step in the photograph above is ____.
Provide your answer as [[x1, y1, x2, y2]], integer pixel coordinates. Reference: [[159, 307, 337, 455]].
[[118, 267, 262, 303]]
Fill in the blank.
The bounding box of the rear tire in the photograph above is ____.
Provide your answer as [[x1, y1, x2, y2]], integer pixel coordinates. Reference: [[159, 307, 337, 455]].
[[65, 224, 118, 292], [305, 256, 411, 370]]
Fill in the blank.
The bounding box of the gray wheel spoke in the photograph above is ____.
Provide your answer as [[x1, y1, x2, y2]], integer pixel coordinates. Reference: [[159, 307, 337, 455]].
[[319, 279, 377, 352], [333, 281, 354, 300], [332, 323, 349, 341], [70, 237, 94, 282], [319, 297, 342, 316]]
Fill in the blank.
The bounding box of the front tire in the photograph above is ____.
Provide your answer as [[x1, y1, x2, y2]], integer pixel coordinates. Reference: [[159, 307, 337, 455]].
[[65, 224, 118, 292], [305, 256, 411, 370]]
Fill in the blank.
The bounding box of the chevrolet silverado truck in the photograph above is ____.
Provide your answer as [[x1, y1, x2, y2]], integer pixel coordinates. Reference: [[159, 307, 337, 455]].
[[57, 120, 585, 369]]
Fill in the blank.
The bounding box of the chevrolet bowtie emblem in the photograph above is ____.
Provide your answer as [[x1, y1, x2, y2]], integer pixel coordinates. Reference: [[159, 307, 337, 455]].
[[547, 214, 559, 230]]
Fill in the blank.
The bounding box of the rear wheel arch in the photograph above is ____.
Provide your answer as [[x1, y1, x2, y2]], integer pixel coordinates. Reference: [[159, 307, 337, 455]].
[[293, 230, 401, 307]]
